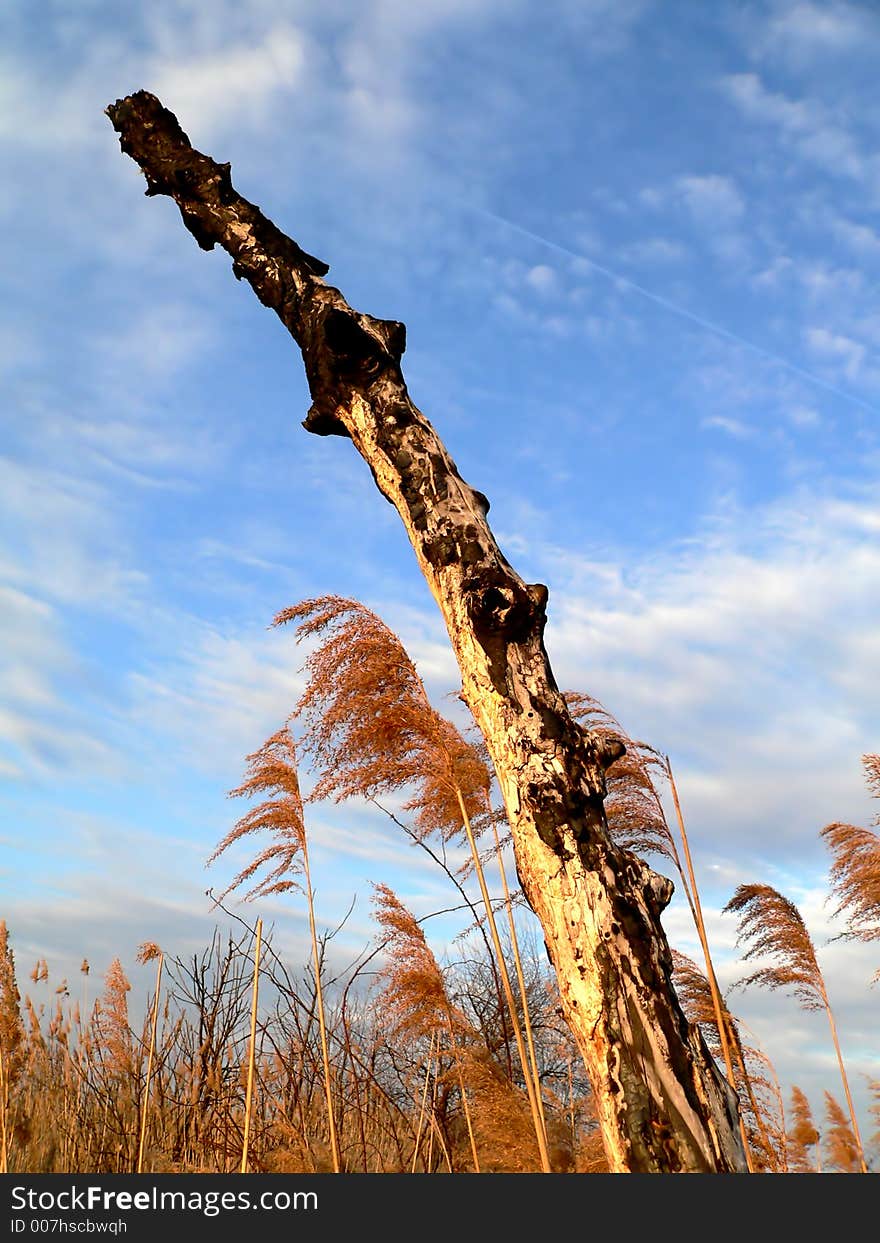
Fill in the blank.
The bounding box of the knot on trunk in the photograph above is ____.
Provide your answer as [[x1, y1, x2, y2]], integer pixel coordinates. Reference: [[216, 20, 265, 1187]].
[[464, 575, 546, 642], [596, 734, 626, 770], [643, 869, 674, 916], [323, 306, 403, 379], [303, 306, 408, 437]]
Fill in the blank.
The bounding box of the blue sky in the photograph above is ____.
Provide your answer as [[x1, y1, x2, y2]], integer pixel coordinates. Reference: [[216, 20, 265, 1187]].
[[2, 0, 879, 1151]]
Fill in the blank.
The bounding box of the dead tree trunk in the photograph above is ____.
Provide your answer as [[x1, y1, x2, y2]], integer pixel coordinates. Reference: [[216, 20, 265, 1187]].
[[107, 91, 747, 1172]]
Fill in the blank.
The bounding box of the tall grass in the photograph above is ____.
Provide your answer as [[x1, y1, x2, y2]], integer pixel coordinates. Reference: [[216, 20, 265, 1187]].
[[0, 921, 601, 1174], [209, 727, 341, 1172], [275, 596, 552, 1170], [4, 599, 878, 1174], [725, 883, 868, 1173]]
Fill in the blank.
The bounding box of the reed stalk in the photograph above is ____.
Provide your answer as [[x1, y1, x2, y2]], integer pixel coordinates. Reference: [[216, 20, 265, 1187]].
[[664, 757, 754, 1171], [0, 1048, 8, 1174], [136, 949, 164, 1174], [302, 835, 341, 1173], [485, 795, 549, 1151], [240, 918, 262, 1174], [455, 788, 552, 1172], [411, 1029, 436, 1173]]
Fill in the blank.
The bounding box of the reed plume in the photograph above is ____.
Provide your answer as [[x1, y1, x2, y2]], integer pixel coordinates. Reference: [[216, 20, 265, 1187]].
[[724, 882, 868, 1172], [564, 692, 675, 863], [371, 884, 480, 1171], [724, 884, 826, 1008], [821, 754, 880, 977], [93, 959, 135, 1083], [567, 692, 751, 1162], [0, 922, 25, 1091], [671, 950, 772, 1168], [869, 1077, 880, 1165], [0, 921, 25, 1174], [371, 883, 465, 1042], [209, 724, 341, 1172], [823, 1090, 862, 1173], [277, 595, 552, 1170], [787, 1085, 820, 1172], [135, 942, 164, 1174], [739, 1043, 787, 1172]]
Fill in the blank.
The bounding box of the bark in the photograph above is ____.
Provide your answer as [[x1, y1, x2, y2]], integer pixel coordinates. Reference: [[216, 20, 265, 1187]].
[[106, 91, 747, 1172]]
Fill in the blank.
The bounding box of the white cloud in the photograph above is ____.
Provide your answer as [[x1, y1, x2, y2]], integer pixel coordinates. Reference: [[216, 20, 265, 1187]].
[[488, 254, 598, 338], [751, 255, 795, 289], [524, 264, 559, 295], [797, 262, 864, 302], [126, 624, 307, 777], [752, 1, 877, 63], [803, 326, 867, 381], [148, 25, 308, 140], [0, 458, 148, 610], [638, 175, 749, 265], [97, 301, 215, 384], [787, 404, 821, 428], [722, 71, 811, 131], [637, 186, 665, 210], [676, 174, 745, 227], [720, 72, 865, 181], [620, 237, 687, 266], [0, 56, 106, 151], [528, 486, 880, 862], [701, 414, 754, 439], [830, 215, 880, 257], [0, 697, 116, 783]]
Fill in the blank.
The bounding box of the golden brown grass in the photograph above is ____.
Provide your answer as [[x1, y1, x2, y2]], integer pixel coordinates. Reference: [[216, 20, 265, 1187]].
[[239, 919, 262, 1174], [134, 942, 163, 1175], [0, 921, 25, 1174], [821, 754, 880, 977], [725, 882, 868, 1172], [209, 726, 341, 1171], [371, 883, 480, 1170], [1, 907, 867, 1175], [672, 950, 777, 1168], [869, 1077, 880, 1164], [277, 595, 552, 1170], [566, 691, 753, 1165], [3, 609, 876, 1175], [788, 1085, 821, 1173], [823, 1089, 863, 1173]]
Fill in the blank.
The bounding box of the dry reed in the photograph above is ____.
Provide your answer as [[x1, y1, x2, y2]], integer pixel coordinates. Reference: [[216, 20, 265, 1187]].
[[725, 882, 868, 1172]]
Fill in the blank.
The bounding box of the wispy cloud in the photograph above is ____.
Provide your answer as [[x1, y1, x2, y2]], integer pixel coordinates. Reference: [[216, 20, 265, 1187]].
[[719, 72, 865, 181], [829, 214, 880, 257], [126, 625, 307, 777], [479, 204, 880, 418], [529, 485, 880, 859], [148, 25, 309, 140], [701, 414, 755, 439], [804, 326, 868, 383], [619, 236, 688, 266], [677, 174, 745, 228], [747, 0, 879, 64], [0, 458, 148, 610]]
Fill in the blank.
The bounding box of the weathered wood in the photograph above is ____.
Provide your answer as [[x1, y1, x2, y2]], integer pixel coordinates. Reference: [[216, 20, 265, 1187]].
[[107, 90, 747, 1172]]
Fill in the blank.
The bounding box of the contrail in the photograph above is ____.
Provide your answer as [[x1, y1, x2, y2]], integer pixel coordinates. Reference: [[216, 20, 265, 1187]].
[[476, 206, 880, 417]]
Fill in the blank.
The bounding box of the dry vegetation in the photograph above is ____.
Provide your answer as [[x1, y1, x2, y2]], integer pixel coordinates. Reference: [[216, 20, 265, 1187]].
[[2, 597, 878, 1174]]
